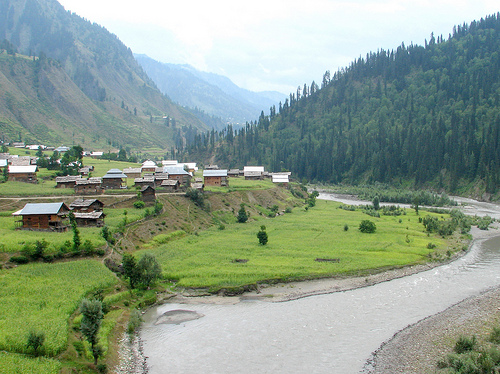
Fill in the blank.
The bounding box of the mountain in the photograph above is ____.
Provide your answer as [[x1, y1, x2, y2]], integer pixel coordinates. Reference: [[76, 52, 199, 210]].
[[135, 54, 285, 126], [189, 13, 500, 197], [0, 0, 208, 149]]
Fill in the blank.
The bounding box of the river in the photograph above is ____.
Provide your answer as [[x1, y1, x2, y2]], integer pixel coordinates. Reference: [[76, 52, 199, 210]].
[[140, 195, 500, 374]]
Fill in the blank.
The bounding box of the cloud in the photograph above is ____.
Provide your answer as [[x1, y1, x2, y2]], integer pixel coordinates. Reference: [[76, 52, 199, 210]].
[[59, 0, 500, 94]]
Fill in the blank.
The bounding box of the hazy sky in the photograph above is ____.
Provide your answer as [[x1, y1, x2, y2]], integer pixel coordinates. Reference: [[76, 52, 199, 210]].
[[57, 0, 498, 94]]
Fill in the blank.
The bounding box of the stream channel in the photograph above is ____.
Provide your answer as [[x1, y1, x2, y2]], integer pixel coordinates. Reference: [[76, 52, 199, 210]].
[[140, 194, 500, 374]]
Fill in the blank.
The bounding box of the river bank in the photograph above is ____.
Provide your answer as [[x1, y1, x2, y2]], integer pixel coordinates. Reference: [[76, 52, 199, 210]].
[[364, 225, 500, 373], [114, 195, 500, 374]]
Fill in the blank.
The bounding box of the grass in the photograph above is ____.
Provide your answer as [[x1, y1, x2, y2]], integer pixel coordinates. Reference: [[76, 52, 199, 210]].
[[0, 180, 75, 196], [0, 352, 61, 374], [140, 200, 450, 291], [0, 260, 116, 357], [205, 177, 276, 192]]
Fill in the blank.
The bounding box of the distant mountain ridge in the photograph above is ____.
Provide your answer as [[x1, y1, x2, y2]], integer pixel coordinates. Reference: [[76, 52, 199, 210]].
[[135, 54, 285, 125], [0, 0, 208, 149]]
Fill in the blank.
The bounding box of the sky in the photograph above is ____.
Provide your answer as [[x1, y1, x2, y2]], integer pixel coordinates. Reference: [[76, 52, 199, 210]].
[[57, 0, 499, 95]]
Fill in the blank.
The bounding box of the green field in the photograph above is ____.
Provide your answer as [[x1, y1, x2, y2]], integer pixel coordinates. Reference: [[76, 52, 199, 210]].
[[141, 200, 450, 290], [0, 260, 116, 356], [0, 352, 61, 374]]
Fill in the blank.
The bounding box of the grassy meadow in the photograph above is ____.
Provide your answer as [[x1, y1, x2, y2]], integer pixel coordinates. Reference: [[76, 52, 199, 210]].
[[0, 352, 61, 374], [141, 199, 450, 291], [0, 260, 116, 356]]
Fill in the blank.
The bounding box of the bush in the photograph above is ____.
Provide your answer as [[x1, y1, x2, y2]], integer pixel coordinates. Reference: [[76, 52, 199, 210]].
[[454, 335, 477, 354], [343, 224, 349, 231], [10, 255, 29, 264], [237, 204, 249, 223], [133, 200, 145, 209], [359, 220, 376, 233], [257, 225, 268, 245]]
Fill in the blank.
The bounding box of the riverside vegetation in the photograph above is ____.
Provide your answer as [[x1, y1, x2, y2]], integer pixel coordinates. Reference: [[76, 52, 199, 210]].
[[0, 158, 491, 372]]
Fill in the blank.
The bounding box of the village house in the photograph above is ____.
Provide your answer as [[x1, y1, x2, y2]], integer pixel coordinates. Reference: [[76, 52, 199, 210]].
[[163, 166, 190, 185], [12, 142, 25, 148], [102, 169, 127, 189], [160, 179, 180, 192], [272, 172, 291, 187], [75, 177, 103, 195], [70, 198, 104, 212], [161, 160, 178, 167], [8, 165, 38, 183], [79, 166, 94, 176], [191, 182, 204, 192], [10, 156, 32, 166], [54, 146, 70, 153], [90, 151, 103, 158], [134, 176, 155, 188], [141, 160, 157, 173], [55, 175, 82, 188], [70, 199, 105, 227], [228, 169, 241, 178], [244, 166, 265, 180], [123, 167, 142, 179], [0, 159, 7, 168], [13, 202, 70, 231], [182, 162, 198, 173], [140, 185, 156, 202], [203, 169, 228, 187]]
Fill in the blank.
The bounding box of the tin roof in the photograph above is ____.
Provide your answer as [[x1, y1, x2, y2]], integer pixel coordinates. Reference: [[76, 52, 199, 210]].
[[13, 202, 69, 216], [9, 165, 37, 173], [203, 170, 228, 177]]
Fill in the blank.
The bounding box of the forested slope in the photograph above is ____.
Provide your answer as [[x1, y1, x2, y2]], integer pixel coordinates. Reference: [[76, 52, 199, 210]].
[[196, 13, 500, 196]]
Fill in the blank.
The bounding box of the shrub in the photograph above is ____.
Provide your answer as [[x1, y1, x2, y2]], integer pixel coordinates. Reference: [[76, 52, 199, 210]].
[[127, 309, 143, 335], [26, 330, 45, 356], [10, 255, 29, 264], [489, 327, 500, 344], [343, 224, 349, 231], [257, 225, 268, 245], [454, 335, 477, 354], [237, 204, 249, 223], [359, 220, 376, 233], [133, 200, 145, 209]]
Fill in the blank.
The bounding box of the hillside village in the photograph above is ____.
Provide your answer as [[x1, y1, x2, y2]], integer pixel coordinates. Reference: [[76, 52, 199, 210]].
[[0, 143, 292, 233]]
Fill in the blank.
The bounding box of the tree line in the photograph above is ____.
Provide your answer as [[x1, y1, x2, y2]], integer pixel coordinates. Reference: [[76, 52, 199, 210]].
[[185, 13, 500, 194]]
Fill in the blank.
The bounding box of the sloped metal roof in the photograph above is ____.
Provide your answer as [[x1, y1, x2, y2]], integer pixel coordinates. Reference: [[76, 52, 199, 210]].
[[203, 170, 228, 177], [13, 202, 69, 216]]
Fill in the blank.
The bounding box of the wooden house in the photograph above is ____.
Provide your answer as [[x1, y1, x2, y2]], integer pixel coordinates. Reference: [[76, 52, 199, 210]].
[[163, 166, 190, 185], [8, 165, 38, 183], [140, 185, 156, 202], [141, 160, 157, 173], [102, 169, 127, 189], [70, 199, 105, 227], [134, 176, 155, 188], [160, 179, 180, 192], [75, 177, 103, 194], [70, 199, 104, 213], [228, 169, 241, 177], [13, 202, 70, 231], [203, 169, 228, 186], [79, 166, 94, 176], [191, 182, 204, 192], [272, 172, 291, 187], [244, 166, 265, 180], [55, 175, 82, 188], [73, 211, 106, 227], [123, 167, 142, 179]]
